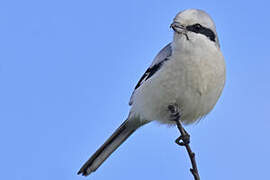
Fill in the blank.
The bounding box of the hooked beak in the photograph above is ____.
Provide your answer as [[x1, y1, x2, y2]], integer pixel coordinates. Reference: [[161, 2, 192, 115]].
[[170, 22, 186, 34]]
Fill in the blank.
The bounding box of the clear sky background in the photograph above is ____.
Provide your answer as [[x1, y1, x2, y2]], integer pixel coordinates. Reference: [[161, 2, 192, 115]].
[[0, 0, 269, 180]]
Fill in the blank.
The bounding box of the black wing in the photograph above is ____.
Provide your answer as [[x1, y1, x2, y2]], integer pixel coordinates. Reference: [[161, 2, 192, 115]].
[[134, 58, 169, 90]]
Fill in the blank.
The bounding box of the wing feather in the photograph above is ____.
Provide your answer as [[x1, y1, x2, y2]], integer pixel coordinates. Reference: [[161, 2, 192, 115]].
[[129, 43, 172, 105]]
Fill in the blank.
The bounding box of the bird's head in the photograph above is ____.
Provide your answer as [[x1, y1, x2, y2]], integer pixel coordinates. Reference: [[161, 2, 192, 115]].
[[171, 9, 220, 47]]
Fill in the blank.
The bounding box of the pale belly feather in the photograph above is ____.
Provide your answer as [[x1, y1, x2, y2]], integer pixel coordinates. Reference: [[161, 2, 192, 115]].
[[130, 41, 225, 125]]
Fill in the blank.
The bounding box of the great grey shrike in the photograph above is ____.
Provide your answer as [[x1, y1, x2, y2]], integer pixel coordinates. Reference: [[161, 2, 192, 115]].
[[78, 9, 226, 176]]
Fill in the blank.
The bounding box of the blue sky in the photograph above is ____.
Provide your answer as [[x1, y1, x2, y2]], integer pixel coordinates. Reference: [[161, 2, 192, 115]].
[[0, 0, 269, 179]]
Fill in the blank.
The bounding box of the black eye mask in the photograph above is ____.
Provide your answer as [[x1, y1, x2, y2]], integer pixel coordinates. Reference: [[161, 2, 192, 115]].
[[186, 23, 216, 42]]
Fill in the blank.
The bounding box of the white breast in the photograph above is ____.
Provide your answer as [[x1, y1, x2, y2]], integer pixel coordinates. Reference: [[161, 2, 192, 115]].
[[130, 36, 226, 125]]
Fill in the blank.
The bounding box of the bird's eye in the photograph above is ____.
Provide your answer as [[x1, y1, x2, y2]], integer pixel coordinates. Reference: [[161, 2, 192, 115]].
[[186, 23, 216, 42], [194, 24, 202, 30]]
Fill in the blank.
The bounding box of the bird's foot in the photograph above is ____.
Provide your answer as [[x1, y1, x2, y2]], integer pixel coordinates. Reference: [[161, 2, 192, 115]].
[[168, 103, 181, 121], [168, 103, 190, 146]]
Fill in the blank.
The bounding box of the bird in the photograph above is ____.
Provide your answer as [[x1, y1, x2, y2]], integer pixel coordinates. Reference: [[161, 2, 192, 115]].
[[77, 9, 226, 176]]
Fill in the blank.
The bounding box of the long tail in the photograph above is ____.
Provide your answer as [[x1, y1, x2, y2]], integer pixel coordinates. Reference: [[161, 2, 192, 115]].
[[77, 118, 145, 176]]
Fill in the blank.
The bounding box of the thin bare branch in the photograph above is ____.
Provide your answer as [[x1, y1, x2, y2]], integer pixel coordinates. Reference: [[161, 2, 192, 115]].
[[174, 119, 200, 180], [168, 104, 200, 180]]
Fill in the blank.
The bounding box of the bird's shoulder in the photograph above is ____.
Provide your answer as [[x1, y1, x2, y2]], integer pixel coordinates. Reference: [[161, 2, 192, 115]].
[[129, 43, 172, 106]]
